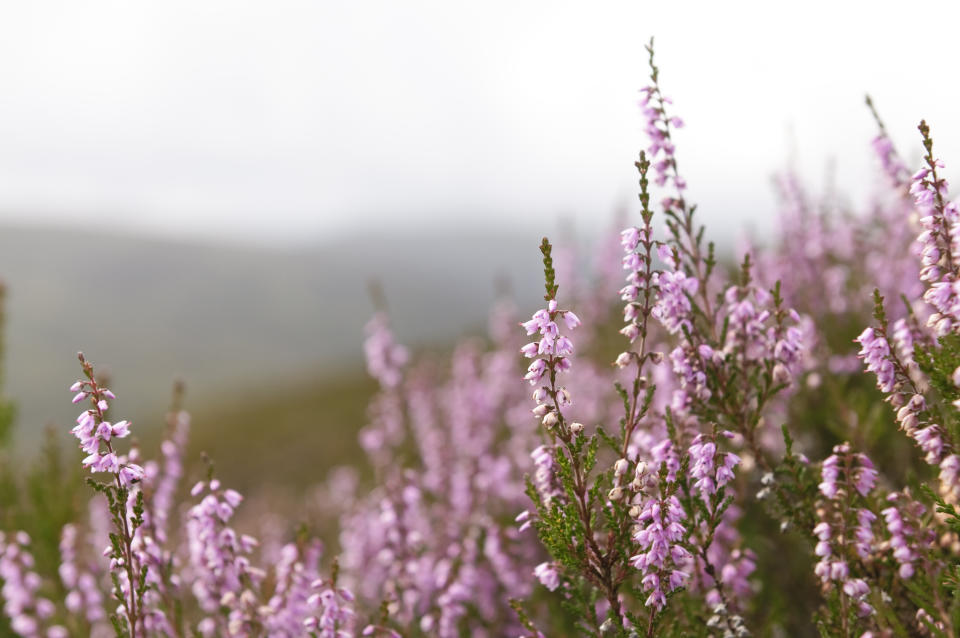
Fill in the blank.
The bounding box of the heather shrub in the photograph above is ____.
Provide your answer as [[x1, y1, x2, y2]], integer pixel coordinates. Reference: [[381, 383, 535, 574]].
[[3, 39, 960, 638]]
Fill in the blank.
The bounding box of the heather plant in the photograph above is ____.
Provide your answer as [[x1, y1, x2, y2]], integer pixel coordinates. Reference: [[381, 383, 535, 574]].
[[513, 41, 960, 638], [512, 41, 811, 637], [5, 38, 960, 638]]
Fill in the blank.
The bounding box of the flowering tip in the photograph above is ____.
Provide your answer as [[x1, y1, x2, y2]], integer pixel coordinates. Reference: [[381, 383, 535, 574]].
[[118, 464, 144, 486]]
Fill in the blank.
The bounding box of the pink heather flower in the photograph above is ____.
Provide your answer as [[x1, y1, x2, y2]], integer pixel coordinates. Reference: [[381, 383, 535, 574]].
[[531, 445, 562, 506], [669, 342, 710, 402], [364, 313, 409, 389], [872, 134, 909, 187], [533, 562, 560, 592], [524, 358, 548, 386], [819, 444, 877, 499], [619, 218, 654, 345], [853, 509, 876, 559], [521, 303, 578, 366], [813, 444, 879, 619], [303, 575, 357, 637], [630, 494, 691, 611], [940, 454, 960, 501], [819, 454, 840, 499], [521, 298, 579, 433], [853, 455, 878, 497], [639, 83, 685, 192], [891, 318, 926, 387], [910, 155, 960, 334], [0, 532, 58, 638], [650, 439, 680, 483], [118, 464, 145, 486], [843, 578, 872, 612], [856, 327, 896, 393], [69, 366, 145, 488], [688, 434, 739, 500], [57, 525, 105, 626], [520, 342, 539, 358], [563, 311, 581, 330], [187, 481, 266, 630], [652, 269, 697, 335], [882, 495, 921, 580], [111, 420, 131, 438]]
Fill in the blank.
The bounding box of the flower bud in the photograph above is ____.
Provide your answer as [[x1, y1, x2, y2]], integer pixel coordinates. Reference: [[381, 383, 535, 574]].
[[614, 458, 629, 476], [635, 461, 647, 479], [772, 362, 791, 385], [542, 411, 559, 429]]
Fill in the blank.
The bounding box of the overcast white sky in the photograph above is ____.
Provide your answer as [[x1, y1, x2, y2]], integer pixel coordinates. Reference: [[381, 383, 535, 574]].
[[0, 1, 957, 245]]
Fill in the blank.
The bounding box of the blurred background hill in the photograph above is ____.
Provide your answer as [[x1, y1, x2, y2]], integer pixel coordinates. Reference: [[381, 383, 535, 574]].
[[0, 224, 555, 485]]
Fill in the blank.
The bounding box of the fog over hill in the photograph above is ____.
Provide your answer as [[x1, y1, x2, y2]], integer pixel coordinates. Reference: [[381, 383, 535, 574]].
[[0, 224, 562, 447]]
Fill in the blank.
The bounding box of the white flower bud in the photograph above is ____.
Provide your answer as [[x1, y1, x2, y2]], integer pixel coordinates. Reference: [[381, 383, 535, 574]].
[[772, 362, 791, 385], [542, 411, 559, 428], [615, 352, 631, 368], [614, 458, 629, 476], [608, 487, 623, 501], [570, 422, 584, 435]]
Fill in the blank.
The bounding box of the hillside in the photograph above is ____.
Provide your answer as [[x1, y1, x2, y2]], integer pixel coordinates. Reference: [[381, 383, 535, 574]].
[[0, 224, 552, 453]]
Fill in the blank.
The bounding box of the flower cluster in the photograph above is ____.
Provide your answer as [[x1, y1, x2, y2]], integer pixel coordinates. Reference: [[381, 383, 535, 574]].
[[651, 248, 698, 337], [813, 444, 878, 619], [302, 569, 359, 637], [0, 532, 61, 638], [70, 375, 143, 487], [57, 524, 104, 631], [363, 312, 409, 389], [638, 43, 685, 195], [630, 490, 690, 611], [688, 431, 740, 499]]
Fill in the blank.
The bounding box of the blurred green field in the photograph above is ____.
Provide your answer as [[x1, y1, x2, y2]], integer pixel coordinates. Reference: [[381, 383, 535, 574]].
[[137, 368, 378, 496]]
